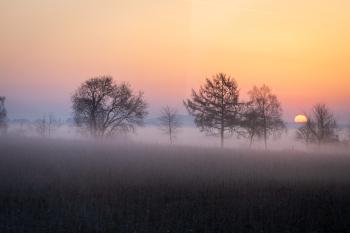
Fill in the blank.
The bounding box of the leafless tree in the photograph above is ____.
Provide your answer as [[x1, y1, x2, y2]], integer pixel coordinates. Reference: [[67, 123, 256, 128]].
[[295, 114, 314, 145], [158, 106, 182, 144], [35, 116, 48, 137], [296, 104, 338, 145], [241, 103, 264, 147], [47, 114, 61, 136], [0, 96, 8, 135], [72, 76, 148, 138], [184, 73, 242, 148], [35, 114, 60, 137], [247, 85, 286, 149]]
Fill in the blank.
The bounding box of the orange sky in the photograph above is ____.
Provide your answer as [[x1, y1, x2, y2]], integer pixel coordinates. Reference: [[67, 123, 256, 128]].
[[0, 0, 349, 122]]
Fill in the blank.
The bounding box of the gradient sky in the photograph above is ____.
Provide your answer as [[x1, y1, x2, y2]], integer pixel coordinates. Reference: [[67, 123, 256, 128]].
[[1, 0, 349, 122]]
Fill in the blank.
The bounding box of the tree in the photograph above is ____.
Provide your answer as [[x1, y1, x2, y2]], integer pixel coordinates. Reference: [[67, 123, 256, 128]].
[[241, 103, 263, 147], [35, 116, 48, 137], [295, 114, 314, 145], [247, 85, 285, 149], [296, 104, 338, 145], [158, 106, 182, 144], [72, 76, 147, 138], [184, 73, 242, 148], [0, 96, 8, 135], [34, 114, 61, 137]]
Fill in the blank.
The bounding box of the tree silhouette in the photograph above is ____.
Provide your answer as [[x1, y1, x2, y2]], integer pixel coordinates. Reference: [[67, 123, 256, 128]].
[[0, 97, 8, 135], [184, 73, 242, 148], [72, 76, 147, 138], [295, 114, 314, 145], [247, 85, 285, 149], [158, 106, 181, 144], [296, 104, 338, 145], [241, 103, 264, 147], [34, 114, 60, 137]]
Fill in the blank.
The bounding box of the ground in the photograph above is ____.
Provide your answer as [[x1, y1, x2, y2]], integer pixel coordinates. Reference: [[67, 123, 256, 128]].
[[0, 137, 349, 233]]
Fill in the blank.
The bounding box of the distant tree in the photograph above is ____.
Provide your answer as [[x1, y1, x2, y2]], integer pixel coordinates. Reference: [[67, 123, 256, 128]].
[[184, 73, 242, 148], [35, 116, 48, 137], [34, 114, 60, 137], [241, 103, 263, 147], [295, 114, 314, 145], [296, 104, 338, 145], [247, 85, 286, 149], [0, 96, 8, 135], [72, 76, 147, 138], [158, 106, 182, 144]]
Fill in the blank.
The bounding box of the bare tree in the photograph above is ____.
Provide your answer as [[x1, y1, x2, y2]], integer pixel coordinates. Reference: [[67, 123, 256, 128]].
[[0, 96, 8, 135], [35, 114, 61, 137], [72, 76, 148, 138], [241, 103, 263, 147], [158, 106, 182, 144], [184, 73, 242, 148], [35, 116, 48, 137], [47, 114, 61, 137], [296, 104, 338, 145], [295, 114, 314, 145], [247, 85, 285, 149]]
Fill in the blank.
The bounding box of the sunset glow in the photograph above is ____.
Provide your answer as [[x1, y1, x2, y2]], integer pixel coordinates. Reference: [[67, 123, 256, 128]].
[[0, 0, 349, 122], [1, 2, 350, 230]]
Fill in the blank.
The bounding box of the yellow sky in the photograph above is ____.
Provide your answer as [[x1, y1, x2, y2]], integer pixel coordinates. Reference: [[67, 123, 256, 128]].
[[0, 0, 349, 121]]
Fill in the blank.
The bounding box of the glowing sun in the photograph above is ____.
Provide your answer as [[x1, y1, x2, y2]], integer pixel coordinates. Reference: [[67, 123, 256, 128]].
[[294, 114, 308, 124]]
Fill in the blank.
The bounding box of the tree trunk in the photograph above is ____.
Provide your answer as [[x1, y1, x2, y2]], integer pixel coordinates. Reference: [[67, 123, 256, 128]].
[[263, 110, 267, 150], [220, 129, 224, 148], [249, 135, 253, 148], [169, 119, 172, 145], [220, 80, 224, 149]]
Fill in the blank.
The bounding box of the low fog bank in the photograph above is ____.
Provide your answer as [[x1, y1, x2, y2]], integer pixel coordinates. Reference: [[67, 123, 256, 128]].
[[1, 135, 350, 185], [5, 121, 350, 152]]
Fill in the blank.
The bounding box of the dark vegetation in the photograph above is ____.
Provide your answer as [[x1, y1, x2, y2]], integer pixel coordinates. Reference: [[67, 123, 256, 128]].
[[296, 104, 339, 145], [183, 74, 285, 148], [184, 73, 242, 148], [72, 76, 147, 138], [1, 137, 350, 233], [158, 106, 181, 144]]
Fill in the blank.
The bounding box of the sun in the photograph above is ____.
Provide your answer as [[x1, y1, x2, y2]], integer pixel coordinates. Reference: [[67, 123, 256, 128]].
[[294, 114, 308, 124]]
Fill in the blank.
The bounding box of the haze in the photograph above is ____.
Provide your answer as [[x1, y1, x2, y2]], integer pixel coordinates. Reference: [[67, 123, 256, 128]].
[[1, 2, 350, 231]]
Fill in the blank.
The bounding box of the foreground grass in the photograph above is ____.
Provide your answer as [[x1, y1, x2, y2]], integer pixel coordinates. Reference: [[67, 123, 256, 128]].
[[0, 137, 350, 233]]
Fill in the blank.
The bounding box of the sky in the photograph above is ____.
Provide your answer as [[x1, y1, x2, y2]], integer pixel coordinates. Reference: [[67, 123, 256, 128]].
[[0, 0, 349, 123]]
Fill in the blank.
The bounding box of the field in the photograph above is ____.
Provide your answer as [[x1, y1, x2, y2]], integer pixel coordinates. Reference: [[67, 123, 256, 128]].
[[0, 137, 350, 233]]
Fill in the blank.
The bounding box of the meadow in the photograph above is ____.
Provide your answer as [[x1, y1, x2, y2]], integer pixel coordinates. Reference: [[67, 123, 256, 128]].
[[0, 136, 350, 233]]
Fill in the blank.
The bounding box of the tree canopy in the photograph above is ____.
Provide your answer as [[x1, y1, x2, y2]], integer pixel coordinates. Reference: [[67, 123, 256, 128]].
[[184, 73, 242, 147], [72, 76, 147, 137]]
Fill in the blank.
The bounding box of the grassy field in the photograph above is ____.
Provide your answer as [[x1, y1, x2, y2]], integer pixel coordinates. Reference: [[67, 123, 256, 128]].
[[0, 137, 350, 233]]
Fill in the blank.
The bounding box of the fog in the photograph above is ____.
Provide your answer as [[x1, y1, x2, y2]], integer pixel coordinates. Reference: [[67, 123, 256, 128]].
[[1, 135, 350, 232], [1, 121, 350, 232], [6, 120, 350, 152]]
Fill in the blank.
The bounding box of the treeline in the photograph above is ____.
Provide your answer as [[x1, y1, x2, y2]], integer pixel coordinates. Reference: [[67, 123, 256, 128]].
[[1, 74, 349, 148], [69, 74, 285, 148], [184, 73, 285, 148]]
